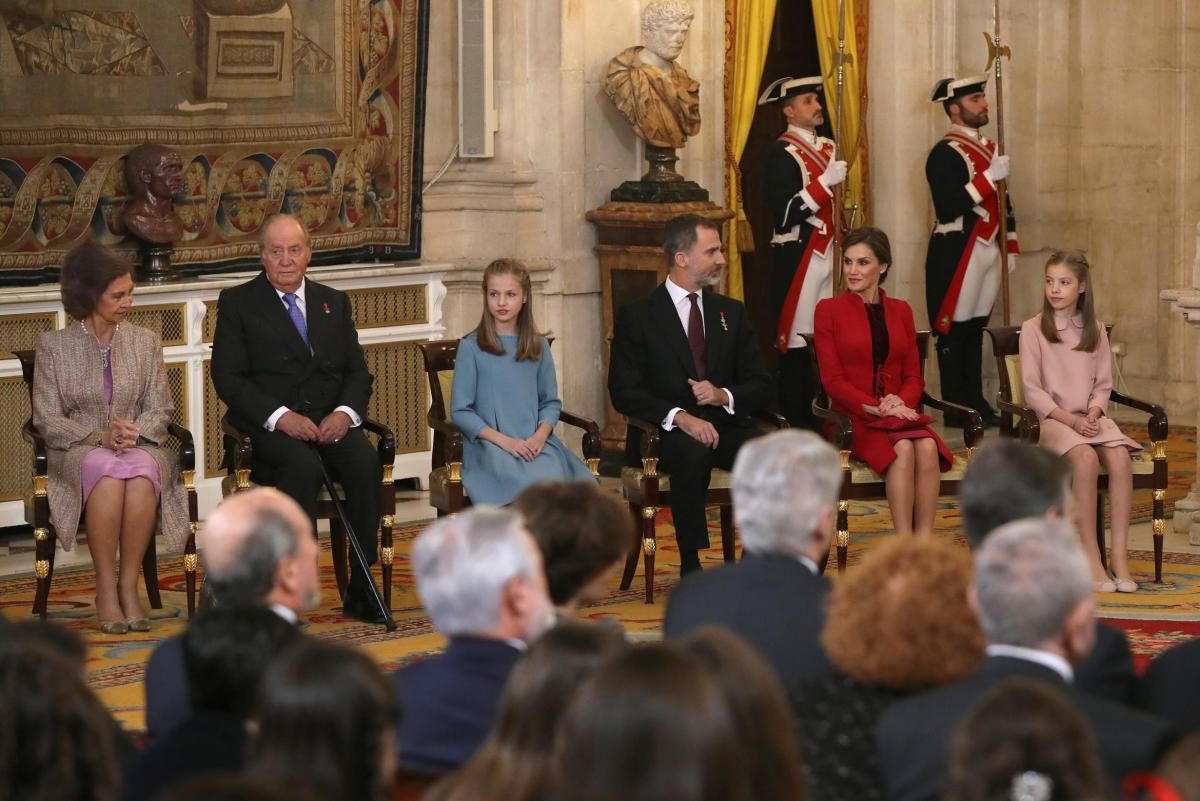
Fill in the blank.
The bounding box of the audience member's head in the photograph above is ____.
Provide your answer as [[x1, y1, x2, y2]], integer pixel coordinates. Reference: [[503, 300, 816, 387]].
[[556, 642, 750, 801], [426, 622, 627, 801], [0, 641, 121, 801], [202, 488, 320, 612], [960, 440, 1072, 549], [822, 536, 984, 690], [944, 678, 1105, 801], [160, 775, 322, 801], [1129, 734, 1200, 801], [514, 481, 635, 611], [678, 627, 808, 801], [732, 429, 841, 562], [8, 619, 88, 673], [249, 639, 399, 801], [412, 507, 554, 644], [973, 519, 1095, 663], [183, 604, 301, 719]]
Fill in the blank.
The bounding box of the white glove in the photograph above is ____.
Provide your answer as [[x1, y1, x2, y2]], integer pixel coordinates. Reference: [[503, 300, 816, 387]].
[[818, 160, 848, 191], [984, 154, 1010, 184], [1007, 253, 1017, 274]]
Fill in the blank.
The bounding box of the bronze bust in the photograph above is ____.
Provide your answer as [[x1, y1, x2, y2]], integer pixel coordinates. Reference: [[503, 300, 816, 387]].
[[121, 144, 185, 246]]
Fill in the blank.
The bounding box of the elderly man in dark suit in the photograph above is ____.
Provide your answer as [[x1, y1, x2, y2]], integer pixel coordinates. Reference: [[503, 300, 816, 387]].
[[608, 213, 773, 574], [663, 429, 836, 687], [876, 519, 1175, 801], [960, 439, 1138, 705], [211, 213, 383, 623], [393, 507, 555, 775], [143, 487, 318, 738]]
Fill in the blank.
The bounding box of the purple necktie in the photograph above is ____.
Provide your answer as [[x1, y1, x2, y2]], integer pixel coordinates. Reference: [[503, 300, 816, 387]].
[[687, 292, 706, 380], [283, 292, 309, 346]]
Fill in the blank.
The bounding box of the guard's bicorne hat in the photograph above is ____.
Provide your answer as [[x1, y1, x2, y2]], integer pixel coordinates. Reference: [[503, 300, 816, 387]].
[[758, 76, 824, 106], [930, 74, 988, 103]]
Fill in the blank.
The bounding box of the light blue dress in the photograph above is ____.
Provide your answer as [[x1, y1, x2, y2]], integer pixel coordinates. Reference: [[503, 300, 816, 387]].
[[451, 332, 593, 505]]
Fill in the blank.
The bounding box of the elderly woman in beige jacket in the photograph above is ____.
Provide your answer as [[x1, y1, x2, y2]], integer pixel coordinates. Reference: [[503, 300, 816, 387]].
[[33, 241, 187, 633]]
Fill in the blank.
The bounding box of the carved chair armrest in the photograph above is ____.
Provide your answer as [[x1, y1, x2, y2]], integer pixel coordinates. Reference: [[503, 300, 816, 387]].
[[558, 410, 602, 462], [21, 420, 48, 479], [1109, 391, 1169, 442], [811, 400, 853, 452], [998, 399, 1041, 443], [624, 416, 662, 462], [166, 421, 196, 473], [426, 412, 464, 467], [751, 412, 790, 431], [362, 417, 397, 466], [921, 394, 985, 450], [220, 413, 255, 471]]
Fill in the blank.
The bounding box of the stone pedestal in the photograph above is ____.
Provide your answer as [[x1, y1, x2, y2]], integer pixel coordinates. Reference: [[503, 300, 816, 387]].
[[1162, 283, 1200, 545], [586, 200, 734, 449], [195, 2, 295, 99]]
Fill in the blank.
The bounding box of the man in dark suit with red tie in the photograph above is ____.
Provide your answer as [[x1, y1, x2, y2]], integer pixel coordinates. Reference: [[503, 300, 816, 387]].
[[211, 214, 383, 623], [608, 214, 773, 575]]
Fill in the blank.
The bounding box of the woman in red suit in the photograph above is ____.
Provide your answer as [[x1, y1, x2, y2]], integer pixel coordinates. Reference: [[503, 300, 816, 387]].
[[814, 227, 952, 536]]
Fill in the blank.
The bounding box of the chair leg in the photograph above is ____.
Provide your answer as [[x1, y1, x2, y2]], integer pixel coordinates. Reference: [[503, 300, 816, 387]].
[[836, 499, 849, 575], [1153, 486, 1165, 584], [330, 519, 348, 602], [185, 523, 198, 618], [380, 515, 394, 611], [1095, 495, 1107, 574], [32, 527, 56, 620], [143, 537, 163, 610], [619, 503, 640, 591], [641, 506, 657, 605], [719, 504, 735, 563]]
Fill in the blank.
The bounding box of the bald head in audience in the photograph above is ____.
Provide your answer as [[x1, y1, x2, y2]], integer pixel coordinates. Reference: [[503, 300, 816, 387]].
[[202, 488, 320, 614]]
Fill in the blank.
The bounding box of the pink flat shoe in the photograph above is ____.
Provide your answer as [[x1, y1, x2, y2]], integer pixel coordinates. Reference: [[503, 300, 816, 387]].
[[1113, 577, 1138, 593], [1093, 579, 1116, 593]]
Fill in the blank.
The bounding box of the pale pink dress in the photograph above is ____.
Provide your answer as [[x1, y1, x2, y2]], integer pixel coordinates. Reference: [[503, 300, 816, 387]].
[[1018, 313, 1142, 456], [80, 350, 160, 503]]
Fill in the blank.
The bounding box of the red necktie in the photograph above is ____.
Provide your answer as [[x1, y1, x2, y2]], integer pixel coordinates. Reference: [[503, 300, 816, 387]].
[[687, 292, 707, 380]]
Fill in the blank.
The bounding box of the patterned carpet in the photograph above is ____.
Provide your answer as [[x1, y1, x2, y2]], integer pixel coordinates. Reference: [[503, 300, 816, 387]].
[[0, 424, 1195, 731]]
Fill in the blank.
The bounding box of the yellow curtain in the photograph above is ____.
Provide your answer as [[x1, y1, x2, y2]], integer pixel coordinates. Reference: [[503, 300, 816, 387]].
[[812, 0, 870, 231], [722, 0, 777, 300]]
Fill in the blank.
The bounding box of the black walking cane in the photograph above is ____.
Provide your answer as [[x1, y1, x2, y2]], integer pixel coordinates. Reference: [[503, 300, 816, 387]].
[[312, 445, 396, 631]]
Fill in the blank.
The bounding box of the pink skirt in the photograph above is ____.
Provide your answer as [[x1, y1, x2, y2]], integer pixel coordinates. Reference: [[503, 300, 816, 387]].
[[81, 447, 161, 504]]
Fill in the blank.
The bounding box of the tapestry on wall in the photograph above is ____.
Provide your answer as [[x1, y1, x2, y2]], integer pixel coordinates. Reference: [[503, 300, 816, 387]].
[[0, 0, 429, 280]]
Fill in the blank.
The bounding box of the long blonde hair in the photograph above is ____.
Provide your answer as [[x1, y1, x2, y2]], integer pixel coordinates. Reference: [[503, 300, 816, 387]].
[[473, 258, 545, 361], [1040, 250, 1099, 353]]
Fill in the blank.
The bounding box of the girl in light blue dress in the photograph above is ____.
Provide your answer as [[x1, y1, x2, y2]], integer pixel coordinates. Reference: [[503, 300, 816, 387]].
[[451, 258, 593, 505]]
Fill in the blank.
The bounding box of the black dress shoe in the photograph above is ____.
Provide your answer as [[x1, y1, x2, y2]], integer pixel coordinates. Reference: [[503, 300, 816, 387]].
[[342, 586, 388, 625], [977, 406, 1001, 428]]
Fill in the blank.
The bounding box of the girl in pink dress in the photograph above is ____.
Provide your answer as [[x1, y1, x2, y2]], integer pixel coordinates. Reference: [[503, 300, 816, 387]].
[[1019, 251, 1142, 593]]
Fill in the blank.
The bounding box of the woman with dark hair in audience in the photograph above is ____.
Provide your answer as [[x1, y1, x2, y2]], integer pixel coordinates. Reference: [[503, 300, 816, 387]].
[[555, 642, 751, 801], [247, 639, 399, 801], [792, 536, 984, 801], [944, 678, 1106, 801], [812, 226, 953, 537], [678, 627, 808, 801], [513, 481, 635, 616], [0, 639, 122, 801], [33, 239, 187, 633], [424, 621, 626, 801]]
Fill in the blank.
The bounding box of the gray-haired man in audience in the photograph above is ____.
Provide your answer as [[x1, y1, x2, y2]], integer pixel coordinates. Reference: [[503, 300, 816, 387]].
[[144, 488, 319, 738], [876, 519, 1175, 801], [393, 506, 555, 775], [663, 429, 839, 689]]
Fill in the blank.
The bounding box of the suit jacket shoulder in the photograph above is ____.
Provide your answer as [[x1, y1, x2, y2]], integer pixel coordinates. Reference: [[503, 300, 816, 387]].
[[664, 554, 832, 688]]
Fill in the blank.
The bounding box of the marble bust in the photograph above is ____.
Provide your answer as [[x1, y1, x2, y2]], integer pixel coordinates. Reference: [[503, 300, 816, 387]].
[[603, 0, 701, 150], [121, 144, 185, 245]]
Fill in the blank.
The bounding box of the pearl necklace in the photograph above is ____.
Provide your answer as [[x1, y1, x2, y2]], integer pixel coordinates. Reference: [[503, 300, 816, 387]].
[[79, 319, 118, 369]]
